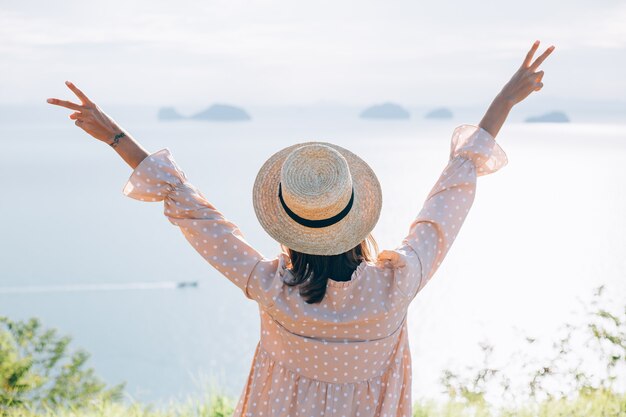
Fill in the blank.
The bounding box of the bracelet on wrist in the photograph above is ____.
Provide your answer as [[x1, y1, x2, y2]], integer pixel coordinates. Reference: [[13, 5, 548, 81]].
[[109, 132, 126, 148]]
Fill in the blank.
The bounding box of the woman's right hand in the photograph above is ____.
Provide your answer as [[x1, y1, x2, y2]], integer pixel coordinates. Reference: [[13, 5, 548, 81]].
[[47, 81, 125, 145], [499, 40, 555, 107], [478, 40, 555, 139]]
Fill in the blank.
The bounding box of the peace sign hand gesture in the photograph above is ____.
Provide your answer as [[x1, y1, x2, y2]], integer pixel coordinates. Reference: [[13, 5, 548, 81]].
[[500, 40, 555, 107], [47, 81, 126, 145]]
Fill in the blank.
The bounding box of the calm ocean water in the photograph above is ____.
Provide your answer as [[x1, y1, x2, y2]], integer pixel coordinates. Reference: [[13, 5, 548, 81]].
[[1, 110, 625, 407]]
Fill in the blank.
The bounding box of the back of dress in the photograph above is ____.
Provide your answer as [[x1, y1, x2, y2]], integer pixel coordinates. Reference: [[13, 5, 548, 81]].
[[121, 123, 508, 416]]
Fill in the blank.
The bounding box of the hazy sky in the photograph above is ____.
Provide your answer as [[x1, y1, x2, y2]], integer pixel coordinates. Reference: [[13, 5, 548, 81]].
[[1, 0, 625, 107]]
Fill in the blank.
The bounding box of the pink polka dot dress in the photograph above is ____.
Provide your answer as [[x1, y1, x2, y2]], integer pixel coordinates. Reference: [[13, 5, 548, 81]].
[[122, 124, 508, 416]]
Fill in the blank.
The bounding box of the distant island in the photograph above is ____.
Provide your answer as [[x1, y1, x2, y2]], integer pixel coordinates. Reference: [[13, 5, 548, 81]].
[[191, 104, 251, 121], [359, 102, 410, 119], [525, 111, 570, 123], [157, 107, 185, 121], [425, 107, 453, 119], [157, 104, 251, 121]]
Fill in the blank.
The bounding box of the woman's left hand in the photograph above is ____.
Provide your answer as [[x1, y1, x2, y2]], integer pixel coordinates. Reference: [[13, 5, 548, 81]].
[[47, 81, 125, 144]]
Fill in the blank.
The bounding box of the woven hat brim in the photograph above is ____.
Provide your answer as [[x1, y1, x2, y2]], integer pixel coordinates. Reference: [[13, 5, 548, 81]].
[[253, 141, 382, 256]]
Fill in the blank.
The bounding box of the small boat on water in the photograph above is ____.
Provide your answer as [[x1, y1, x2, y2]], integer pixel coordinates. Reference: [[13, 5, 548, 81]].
[[176, 281, 199, 289]]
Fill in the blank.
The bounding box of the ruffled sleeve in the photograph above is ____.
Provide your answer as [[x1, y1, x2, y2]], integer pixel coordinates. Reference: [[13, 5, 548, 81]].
[[450, 124, 508, 176], [380, 124, 508, 302], [123, 148, 277, 305]]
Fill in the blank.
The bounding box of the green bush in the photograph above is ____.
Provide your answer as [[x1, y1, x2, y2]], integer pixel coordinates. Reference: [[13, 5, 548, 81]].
[[437, 284, 626, 416], [0, 316, 125, 412]]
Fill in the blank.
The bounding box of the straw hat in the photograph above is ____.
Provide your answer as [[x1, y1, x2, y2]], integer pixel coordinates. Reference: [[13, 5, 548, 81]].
[[253, 141, 382, 256]]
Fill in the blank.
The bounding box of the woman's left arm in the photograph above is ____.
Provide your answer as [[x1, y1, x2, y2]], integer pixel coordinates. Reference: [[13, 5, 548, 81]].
[[122, 147, 277, 302], [47, 82, 279, 303]]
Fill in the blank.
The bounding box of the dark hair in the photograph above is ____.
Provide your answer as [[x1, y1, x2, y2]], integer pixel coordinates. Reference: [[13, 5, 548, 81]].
[[280, 233, 379, 304]]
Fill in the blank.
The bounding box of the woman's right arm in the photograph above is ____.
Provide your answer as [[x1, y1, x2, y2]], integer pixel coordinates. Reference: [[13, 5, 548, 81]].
[[381, 124, 509, 301], [380, 40, 555, 302]]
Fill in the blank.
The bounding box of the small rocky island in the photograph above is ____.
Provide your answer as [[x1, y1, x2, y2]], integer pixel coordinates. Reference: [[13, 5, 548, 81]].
[[425, 107, 453, 119], [191, 104, 251, 121], [359, 102, 410, 119], [157, 107, 185, 121], [157, 104, 251, 121], [525, 111, 570, 123]]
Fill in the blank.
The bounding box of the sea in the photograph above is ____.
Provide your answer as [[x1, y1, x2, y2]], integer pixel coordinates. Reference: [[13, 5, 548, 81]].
[[1, 103, 625, 408]]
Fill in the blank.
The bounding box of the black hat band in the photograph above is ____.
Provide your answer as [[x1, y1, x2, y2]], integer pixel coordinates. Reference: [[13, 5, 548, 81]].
[[278, 182, 354, 228]]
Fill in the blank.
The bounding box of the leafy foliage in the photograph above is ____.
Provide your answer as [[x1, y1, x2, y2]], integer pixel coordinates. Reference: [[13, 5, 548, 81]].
[[0, 316, 125, 412], [438, 285, 626, 415]]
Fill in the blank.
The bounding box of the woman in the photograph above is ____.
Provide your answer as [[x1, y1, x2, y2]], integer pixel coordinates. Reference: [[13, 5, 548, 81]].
[[47, 40, 554, 416]]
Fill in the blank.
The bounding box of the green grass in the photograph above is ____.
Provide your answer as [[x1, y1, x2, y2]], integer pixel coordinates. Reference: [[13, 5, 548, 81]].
[[1, 390, 235, 417], [412, 388, 626, 417], [4, 388, 625, 417]]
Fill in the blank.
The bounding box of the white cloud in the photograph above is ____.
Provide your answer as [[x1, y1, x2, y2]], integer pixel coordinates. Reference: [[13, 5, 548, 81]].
[[0, 0, 624, 106]]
